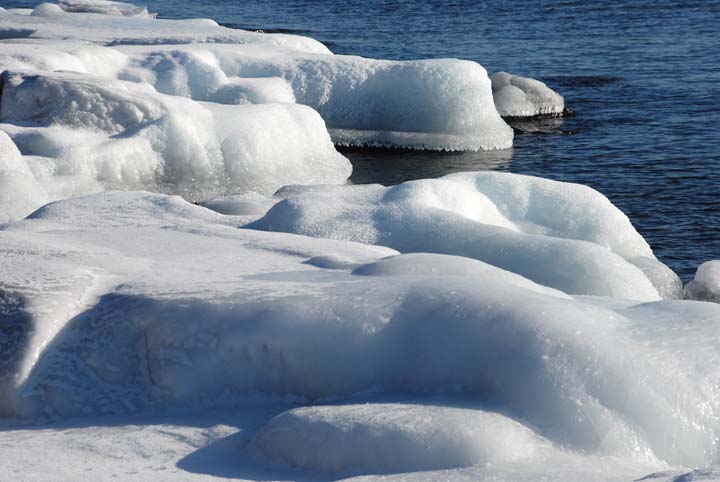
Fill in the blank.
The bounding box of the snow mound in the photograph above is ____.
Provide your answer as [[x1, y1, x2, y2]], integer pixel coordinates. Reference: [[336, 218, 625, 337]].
[[0, 69, 350, 217], [685, 261, 720, 302], [352, 253, 570, 298], [253, 404, 552, 474], [0, 13, 514, 151], [82, 43, 513, 150], [2, 191, 720, 467], [252, 172, 675, 300], [58, 0, 154, 18], [492, 71, 564, 118]]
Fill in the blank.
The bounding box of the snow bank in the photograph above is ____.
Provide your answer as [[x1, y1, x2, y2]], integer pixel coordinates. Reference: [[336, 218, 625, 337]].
[[116, 44, 513, 150], [0, 69, 350, 213], [685, 260, 720, 302], [3, 191, 720, 468], [57, 0, 154, 18], [492, 71, 565, 118], [0, 9, 513, 151], [251, 172, 675, 300], [254, 404, 552, 474]]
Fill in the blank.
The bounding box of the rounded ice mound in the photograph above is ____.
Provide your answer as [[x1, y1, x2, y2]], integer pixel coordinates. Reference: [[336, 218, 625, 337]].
[[30, 3, 65, 17], [491, 71, 564, 118], [685, 260, 720, 302], [0, 69, 350, 215], [254, 404, 551, 474], [252, 172, 670, 300]]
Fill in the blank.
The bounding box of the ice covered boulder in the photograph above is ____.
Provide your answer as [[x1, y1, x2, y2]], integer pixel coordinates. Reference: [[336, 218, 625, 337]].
[[0, 11, 514, 151], [251, 172, 674, 300], [254, 404, 552, 474], [685, 260, 720, 302], [3, 191, 720, 467], [0, 69, 350, 215], [492, 71, 565, 118], [136, 45, 514, 150], [58, 0, 154, 18]]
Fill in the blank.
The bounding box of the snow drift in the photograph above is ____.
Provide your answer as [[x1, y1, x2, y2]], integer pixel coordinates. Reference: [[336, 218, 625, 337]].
[[2, 191, 720, 469], [251, 171, 680, 300]]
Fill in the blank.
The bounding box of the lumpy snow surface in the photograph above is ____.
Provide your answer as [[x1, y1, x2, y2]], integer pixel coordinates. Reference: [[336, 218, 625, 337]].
[[2, 191, 720, 476], [252, 171, 679, 300], [1, 3, 718, 482]]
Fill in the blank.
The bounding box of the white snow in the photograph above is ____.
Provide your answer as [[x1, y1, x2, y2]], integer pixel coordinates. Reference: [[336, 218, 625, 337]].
[[492, 71, 565, 118], [254, 403, 553, 474], [252, 172, 676, 300], [1, 191, 719, 473], [0, 4, 716, 482], [57, 0, 155, 18], [0, 69, 350, 211], [686, 260, 720, 302]]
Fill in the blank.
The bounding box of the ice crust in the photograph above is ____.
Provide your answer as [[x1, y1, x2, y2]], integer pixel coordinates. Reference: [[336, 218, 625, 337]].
[[491, 71, 565, 118], [254, 404, 553, 474], [1, 191, 720, 471], [686, 260, 720, 302], [1, 3, 718, 481], [0, 5, 518, 220], [0, 69, 350, 209], [252, 172, 674, 300]]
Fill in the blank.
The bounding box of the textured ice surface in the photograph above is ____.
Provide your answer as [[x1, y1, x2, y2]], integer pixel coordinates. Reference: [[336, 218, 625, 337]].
[[252, 171, 676, 300], [492, 71, 564, 118], [0, 5, 513, 156], [254, 403, 553, 474], [0, 69, 350, 212], [686, 260, 720, 302], [2, 191, 720, 471]]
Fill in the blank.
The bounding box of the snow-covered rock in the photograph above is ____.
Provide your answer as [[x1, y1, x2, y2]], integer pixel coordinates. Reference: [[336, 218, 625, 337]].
[[492, 71, 565, 118], [0, 9, 513, 151], [254, 404, 553, 474], [686, 260, 720, 302], [251, 172, 676, 300], [0, 69, 350, 214], [2, 191, 720, 469]]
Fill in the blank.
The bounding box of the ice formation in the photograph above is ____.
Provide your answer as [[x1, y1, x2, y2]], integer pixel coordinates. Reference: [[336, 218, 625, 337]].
[[1, 191, 720, 473], [685, 260, 720, 302], [491, 71, 565, 118], [253, 403, 553, 474], [252, 172, 677, 300], [1, 3, 718, 482]]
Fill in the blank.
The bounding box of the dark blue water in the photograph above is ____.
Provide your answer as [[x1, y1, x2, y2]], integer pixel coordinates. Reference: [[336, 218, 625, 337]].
[[4, 0, 719, 278]]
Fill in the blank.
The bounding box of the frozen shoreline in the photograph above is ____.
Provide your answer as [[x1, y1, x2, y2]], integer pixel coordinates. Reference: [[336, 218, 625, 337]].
[[1, 2, 720, 481]]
